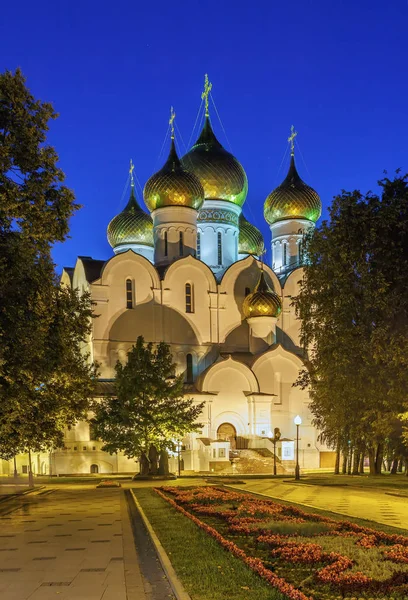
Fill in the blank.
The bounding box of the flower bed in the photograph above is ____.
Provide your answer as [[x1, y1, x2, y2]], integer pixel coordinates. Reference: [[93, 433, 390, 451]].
[[155, 486, 408, 599]]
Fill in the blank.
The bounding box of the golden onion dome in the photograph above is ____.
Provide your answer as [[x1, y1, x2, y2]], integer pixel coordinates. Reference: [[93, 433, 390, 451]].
[[239, 213, 265, 256], [181, 117, 248, 207], [144, 139, 204, 212], [107, 187, 153, 249], [264, 155, 321, 225], [243, 271, 282, 319]]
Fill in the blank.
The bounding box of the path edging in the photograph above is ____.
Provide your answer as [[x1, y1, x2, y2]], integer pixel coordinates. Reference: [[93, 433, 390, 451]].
[[129, 489, 192, 600]]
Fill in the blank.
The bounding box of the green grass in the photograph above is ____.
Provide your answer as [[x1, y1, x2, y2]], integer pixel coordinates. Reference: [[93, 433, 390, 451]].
[[133, 488, 285, 600], [226, 484, 408, 537], [288, 473, 408, 491]]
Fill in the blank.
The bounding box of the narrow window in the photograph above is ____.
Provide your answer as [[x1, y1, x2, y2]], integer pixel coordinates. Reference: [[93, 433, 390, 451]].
[[283, 243, 287, 266], [298, 240, 303, 263], [245, 287, 251, 297], [186, 353, 193, 383], [185, 283, 193, 313], [126, 279, 133, 309], [217, 231, 222, 266], [179, 231, 183, 256], [164, 231, 168, 256], [197, 232, 201, 260]]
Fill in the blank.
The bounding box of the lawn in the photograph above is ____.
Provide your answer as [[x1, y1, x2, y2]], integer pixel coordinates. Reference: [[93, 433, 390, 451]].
[[133, 486, 285, 600], [145, 485, 408, 600]]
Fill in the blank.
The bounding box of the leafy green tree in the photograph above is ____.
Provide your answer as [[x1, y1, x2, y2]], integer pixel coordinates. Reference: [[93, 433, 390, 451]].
[[294, 173, 408, 475], [0, 69, 97, 476], [90, 336, 205, 476]]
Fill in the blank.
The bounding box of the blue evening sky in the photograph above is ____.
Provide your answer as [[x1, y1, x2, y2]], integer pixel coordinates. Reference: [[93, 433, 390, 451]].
[[1, 0, 407, 270]]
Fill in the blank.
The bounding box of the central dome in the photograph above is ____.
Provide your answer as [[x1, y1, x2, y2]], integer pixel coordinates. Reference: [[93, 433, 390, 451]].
[[144, 139, 204, 212], [181, 117, 248, 207]]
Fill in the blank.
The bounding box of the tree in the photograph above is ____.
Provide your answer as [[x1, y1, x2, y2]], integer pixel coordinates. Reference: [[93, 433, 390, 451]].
[[0, 69, 97, 475], [294, 172, 408, 475], [90, 336, 205, 476]]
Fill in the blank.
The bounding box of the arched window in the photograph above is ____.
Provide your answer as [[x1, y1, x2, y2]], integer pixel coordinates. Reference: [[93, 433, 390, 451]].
[[217, 231, 222, 266], [298, 240, 303, 263], [126, 279, 133, 309], [164, 231, 168, 256], [90, 464, 99, 474], [186, 353, 193, 383], [185, 283, 193, 313], [245, 287, 251, 297], [197, 232, 201, 260], [179, 231, 184, 256], [283, 243, 287, 266]]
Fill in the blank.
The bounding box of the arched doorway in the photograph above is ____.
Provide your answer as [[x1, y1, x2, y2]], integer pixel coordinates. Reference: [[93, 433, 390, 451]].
[[90, 464, 99, 474], [217, 423, 237, 449]]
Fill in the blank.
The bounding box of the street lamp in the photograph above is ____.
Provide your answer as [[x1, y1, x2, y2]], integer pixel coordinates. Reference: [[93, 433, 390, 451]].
[[269, 428, 281, 476], [294, 415, 302, 481]]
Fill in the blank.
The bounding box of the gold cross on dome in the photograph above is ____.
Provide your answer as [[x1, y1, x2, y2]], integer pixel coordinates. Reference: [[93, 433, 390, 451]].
[[129, 159, 135, 187], [288, 125, 298, 156], [201, 73, 212, 117], [169, 106, 176, 139]]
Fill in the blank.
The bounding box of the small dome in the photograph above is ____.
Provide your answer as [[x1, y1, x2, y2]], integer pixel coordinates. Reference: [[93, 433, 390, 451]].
[[264, 155, 321, 225], [239, 213, 264, 256], [144, 139, 204, 212], [107, 188, 153, 249], [243, 271, 282, 319], [181, 117, 248, 207]]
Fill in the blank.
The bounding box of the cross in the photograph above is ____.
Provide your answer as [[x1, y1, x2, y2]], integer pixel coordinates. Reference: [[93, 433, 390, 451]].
[[129, 159, 135, 187], [288, 125, 298, 156], [201, 73, 212, 117], [169, 106, 176, 139]]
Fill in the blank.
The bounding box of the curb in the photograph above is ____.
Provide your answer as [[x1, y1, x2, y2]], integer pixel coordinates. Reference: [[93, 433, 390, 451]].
[[129, 489, 192, 600]]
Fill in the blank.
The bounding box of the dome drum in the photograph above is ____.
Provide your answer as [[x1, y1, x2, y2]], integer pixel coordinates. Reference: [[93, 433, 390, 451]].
[[247, 315, 277, 339]]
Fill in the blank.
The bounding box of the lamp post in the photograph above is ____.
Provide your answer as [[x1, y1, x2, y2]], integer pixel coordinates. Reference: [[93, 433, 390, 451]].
[[269, 427, 281, 476], [177, 441, 181, 477], [294, 415, 302, 481]]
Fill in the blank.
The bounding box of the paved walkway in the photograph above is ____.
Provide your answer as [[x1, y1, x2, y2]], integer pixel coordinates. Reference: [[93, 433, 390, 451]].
[[229, 480, 408, 530], [0, 486, 174, 600]]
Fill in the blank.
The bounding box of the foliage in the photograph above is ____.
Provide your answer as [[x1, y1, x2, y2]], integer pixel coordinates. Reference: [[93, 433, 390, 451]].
[[90, 336, 204, 471], [293, 172, 408, 474], [0, 69, 97, 459]]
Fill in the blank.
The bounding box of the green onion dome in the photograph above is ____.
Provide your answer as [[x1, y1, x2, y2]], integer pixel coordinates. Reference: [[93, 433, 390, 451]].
[[239, 213, 265, 256], [264, 155, 321, 225], [243, 271, 282, 319], [107, 187, 153, 249], [144, 139, 204, 211], [181, 117, 248, 207]]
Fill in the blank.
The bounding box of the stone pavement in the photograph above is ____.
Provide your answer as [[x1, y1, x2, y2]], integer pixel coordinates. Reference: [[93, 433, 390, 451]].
[[0, 485, 174, 600], [229, 479, 408, 530]]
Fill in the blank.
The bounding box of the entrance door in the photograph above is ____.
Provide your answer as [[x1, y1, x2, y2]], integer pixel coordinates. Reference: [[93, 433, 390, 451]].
[[90, 464, 99, 474], [217, 423, 237, 449]]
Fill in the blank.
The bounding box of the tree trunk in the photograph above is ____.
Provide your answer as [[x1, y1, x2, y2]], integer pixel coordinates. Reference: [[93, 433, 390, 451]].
[[359, 453, 365, 474], [375, 443, 384, 475], [148, 445, 159, 475], [390, 457, 399, 475], [398, 459, 403, 473], [368, 447, 377, 475], [352, 451, 360, 475], [139, 452, 149, 476], [342, 452, 347, 474], [28, 449, 34, 488], [158, 450, 169, 476], [347, 449, 353, 475], [405, 458, 408, 476], [334, 442, 341, 475]]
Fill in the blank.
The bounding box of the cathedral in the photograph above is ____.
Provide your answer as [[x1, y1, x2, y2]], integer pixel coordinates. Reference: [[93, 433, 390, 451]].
[[6, 78, 336, 477]]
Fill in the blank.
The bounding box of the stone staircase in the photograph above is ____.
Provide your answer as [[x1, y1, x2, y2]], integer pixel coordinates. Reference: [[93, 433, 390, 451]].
[[232, 449, 288, 475]]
